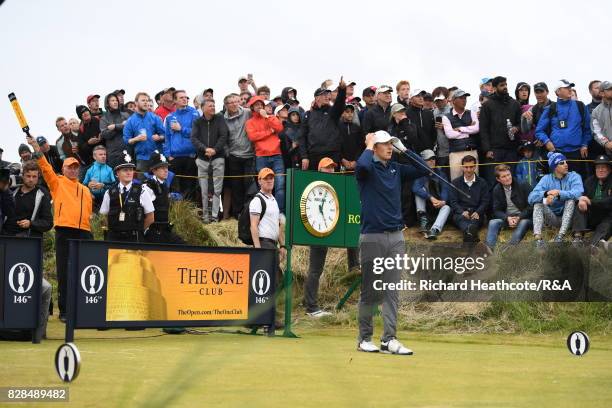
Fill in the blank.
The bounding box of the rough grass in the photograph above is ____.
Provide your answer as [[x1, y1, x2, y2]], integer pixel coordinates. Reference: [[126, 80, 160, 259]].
[[41, 200, 612, 335]]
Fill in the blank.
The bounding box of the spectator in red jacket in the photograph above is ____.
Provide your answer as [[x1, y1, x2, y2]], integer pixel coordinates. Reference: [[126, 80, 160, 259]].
[[246, 96, 285, 213], [154, 87, 176, 121]]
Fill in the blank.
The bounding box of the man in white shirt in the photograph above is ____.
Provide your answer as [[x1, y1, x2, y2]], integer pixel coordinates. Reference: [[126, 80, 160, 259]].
[[99, 152, 155, 242]]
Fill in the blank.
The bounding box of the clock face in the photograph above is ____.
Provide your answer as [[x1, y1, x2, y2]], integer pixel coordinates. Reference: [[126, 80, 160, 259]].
[[300, 181, 340, 237]]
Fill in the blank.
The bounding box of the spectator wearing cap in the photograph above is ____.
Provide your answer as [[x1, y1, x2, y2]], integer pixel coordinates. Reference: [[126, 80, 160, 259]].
[[521, 82, 552, 150], [449, 154, 490, 243], [246, 96, 285, 212], [359, 86, 377, 124], [388, 102, 420, 226], [432, 87, 451, 176], [479, 76, 522, 185], [571, 155, 611, 248], [249, 168, 286, 326], [163, 90, 199, 201], [405, 88, 437, 152], [591, 81, 612, 156], [485, 164, 533, 252], [154, 88, 176, 121], [344, 80, 357, 99], [238, 75, 258, 95], [363, 85, 392, 134], [469, 77, 492, 113], [339, 104, 365, 171], [515, 141, 544, 188], [528, 152, 583, 247], [321, 79, 339, 103], [82, 145, 115, 210], [100, 92, 131, 169], [123, 92, 166, 178], [355, 130, 428, 355], [204, 88, 215, 101], [112, 89, 126, 111], [223, 93, 255, 218], [124, 101, 136, 114], [76, 104, 103, 169], [87, 94, 103, 118], [298, 78, 347, 172], [412, 149, 451, 240], [239, 91, 251, 108], [442, 90, 480, 181], [191, 98, 228, 223], [396, 80, 411, 106], [535, 79, 592, 179], [36, 136, 62, 174], [27, 136, 93, 321]]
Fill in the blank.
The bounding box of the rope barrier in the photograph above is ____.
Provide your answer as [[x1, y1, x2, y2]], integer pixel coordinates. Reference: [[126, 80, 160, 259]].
[[158, 159, 596, 180]]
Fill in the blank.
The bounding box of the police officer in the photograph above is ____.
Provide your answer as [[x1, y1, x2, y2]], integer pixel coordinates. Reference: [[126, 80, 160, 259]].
[[99, 151, 155, 242], [144, 151, 185, 244]]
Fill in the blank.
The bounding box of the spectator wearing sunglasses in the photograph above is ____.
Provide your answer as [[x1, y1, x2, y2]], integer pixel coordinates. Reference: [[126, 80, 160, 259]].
[[528, 152, 584, 248]]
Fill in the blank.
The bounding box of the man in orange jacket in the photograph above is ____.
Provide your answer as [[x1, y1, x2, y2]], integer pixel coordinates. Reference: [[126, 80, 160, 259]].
[[28, 136, 93, 322], [246, 95, 285, 213]]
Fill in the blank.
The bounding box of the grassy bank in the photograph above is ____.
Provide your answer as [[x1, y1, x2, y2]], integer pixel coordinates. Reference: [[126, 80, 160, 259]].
[[41, 200, 611, 335]]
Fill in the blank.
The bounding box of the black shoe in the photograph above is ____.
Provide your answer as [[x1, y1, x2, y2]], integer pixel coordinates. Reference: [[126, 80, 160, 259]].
[[417, 212, 429, 232], [163, 328, 187, 334], [426, 228, 439, 240], [59, 314, 66, 323]]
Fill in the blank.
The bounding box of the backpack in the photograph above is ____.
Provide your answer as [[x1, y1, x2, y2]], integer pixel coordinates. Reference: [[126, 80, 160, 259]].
[[238, 193, 267, 245], [546, 100, 586, 135]]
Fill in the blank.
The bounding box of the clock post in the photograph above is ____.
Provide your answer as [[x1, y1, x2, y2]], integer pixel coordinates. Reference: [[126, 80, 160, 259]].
[[282, 168, 361, 337]]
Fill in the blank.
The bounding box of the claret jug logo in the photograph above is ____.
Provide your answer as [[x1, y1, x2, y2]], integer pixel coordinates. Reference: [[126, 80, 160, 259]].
[[81, 265, 105, 295], [8, 263, 34, 294]]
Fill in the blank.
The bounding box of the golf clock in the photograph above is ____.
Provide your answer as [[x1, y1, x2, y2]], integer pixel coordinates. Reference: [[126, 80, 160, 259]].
[[300, 181, 340, 237]]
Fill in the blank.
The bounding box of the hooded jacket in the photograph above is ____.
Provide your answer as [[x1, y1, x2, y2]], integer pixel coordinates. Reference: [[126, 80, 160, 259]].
[[246, 110, 283, 157], [223, 106, 253, 158], [279, 108, 302, 168], [479, 92, 522, 152], [100, 93, 131, 164], [514, 82, 531, 107], [123, 111, 166, 160], [535, 99, 591, 152], [164, 106, 199, 158], [298, 87, 346, 159], [190, 113, 229, 160], [528, 171, 583, 215], [82, 161, 116, 199]]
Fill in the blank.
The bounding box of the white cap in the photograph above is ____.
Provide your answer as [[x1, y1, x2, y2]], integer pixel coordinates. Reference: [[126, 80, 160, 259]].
[[274, 103, 289, 115], [553, 79, 575, 92], [410, 89, 426, 98], [373, 130, 399, 145], [345, 80, 356, 86], [433, 94, 446, 101], [324, 81, 337, 90]]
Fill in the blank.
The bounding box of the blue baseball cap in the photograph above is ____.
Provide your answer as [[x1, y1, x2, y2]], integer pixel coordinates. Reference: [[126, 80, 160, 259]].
[[480, 77, 492, 85], [36, 136, 48, 145]]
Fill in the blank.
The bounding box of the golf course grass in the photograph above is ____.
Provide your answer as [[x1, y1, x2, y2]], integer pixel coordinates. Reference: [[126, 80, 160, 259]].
[[2, 317, 611, 407]]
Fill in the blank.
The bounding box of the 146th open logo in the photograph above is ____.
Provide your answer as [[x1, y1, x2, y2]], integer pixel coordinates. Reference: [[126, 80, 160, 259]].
[[8, 263, 35, 304], [252, 269, 271, 304], [80, 265, 105, 304]]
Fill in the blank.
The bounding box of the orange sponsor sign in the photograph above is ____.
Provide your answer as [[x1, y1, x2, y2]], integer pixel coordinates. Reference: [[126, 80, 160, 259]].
[[106, 249, 250, 321]]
